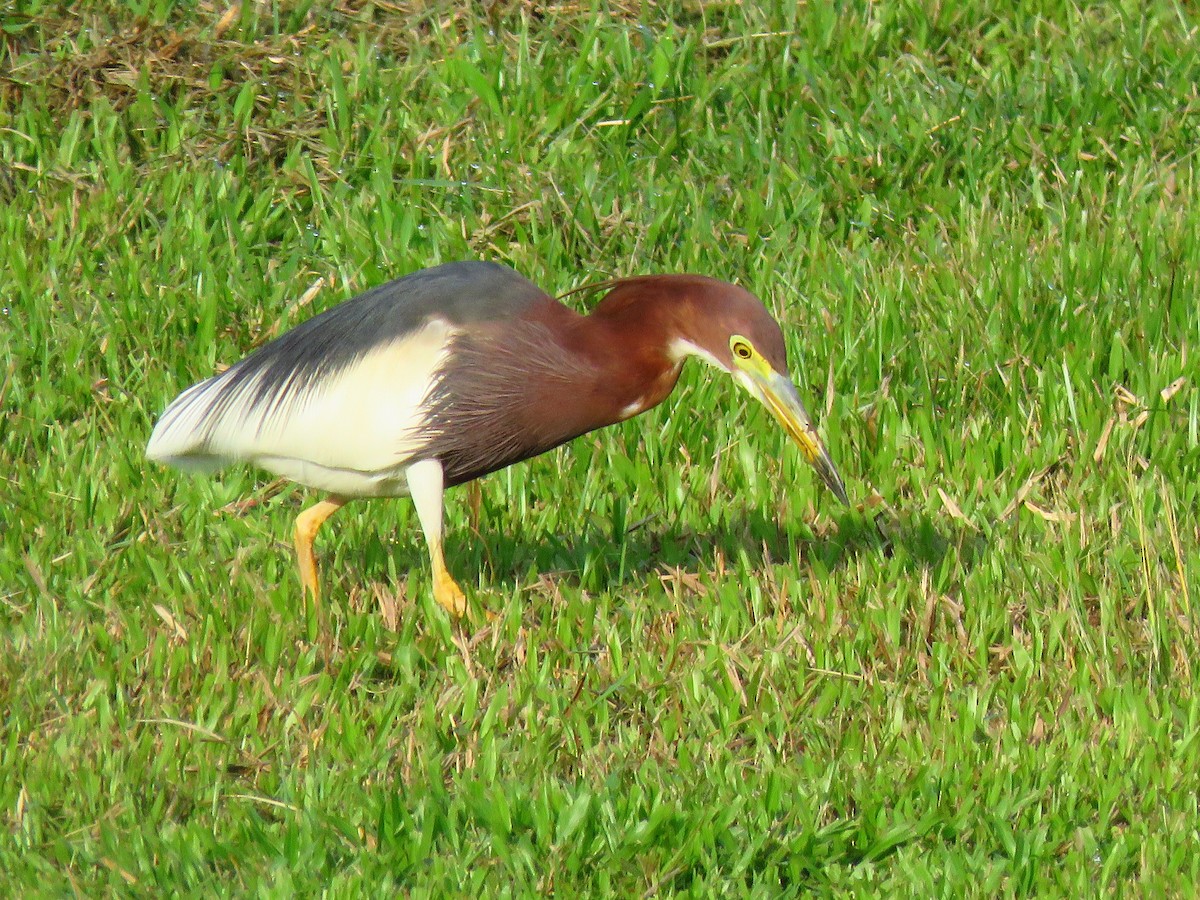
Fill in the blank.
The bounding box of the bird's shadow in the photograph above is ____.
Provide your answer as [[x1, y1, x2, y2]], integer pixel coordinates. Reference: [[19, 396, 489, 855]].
[[328, 502, 989, 683], [362, 502, 985, 601]]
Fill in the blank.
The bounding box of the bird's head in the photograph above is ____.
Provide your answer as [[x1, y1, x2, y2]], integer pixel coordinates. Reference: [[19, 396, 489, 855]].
[[667, 277, 850, 505]]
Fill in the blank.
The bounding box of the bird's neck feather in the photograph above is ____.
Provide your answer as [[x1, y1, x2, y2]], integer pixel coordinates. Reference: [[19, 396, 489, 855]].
[[574, 280, 702, 414]]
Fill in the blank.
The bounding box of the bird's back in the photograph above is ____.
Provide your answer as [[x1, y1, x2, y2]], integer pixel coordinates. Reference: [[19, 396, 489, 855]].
[[146, 261, 552, 495]]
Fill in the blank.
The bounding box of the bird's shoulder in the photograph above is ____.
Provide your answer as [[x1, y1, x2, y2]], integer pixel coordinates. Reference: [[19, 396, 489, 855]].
[[336, 260, 553, 333], [243, 260, 555, 377]]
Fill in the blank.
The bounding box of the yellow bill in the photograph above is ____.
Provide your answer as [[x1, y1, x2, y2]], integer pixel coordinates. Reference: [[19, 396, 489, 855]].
[[750, 369, 849, 505]]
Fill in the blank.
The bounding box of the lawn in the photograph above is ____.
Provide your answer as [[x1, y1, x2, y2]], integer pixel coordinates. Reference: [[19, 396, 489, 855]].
[[3, 0, 1199, 894]]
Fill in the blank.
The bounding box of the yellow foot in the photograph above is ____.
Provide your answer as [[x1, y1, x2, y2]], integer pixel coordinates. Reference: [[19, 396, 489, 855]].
[[433, 565, 468, 619]]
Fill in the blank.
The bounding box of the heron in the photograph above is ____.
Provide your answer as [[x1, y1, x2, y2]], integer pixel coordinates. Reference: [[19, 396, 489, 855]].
[[147, 260, 847, 619]]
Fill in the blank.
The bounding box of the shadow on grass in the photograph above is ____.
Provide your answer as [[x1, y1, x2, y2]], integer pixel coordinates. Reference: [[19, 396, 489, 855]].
[[364, 503, 987, 601], [327, 503, 992, 683], [873, 507, 991, 573]]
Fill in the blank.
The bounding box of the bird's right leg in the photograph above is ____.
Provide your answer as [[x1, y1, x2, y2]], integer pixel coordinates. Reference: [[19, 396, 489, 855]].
[[406, 458, 467, 618], [294, 495, 347, 609]]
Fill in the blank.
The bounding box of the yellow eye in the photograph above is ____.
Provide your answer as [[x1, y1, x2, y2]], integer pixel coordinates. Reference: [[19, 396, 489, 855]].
[[732, 340, 753, 360]]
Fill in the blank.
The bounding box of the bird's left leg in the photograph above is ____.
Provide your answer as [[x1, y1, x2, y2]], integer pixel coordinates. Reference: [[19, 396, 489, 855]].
[[294, 495, 347, 608], [406, 458, 467, 618]]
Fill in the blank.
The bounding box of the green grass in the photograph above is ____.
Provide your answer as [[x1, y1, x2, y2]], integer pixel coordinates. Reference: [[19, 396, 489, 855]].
[[3, 0, 1199, 894]]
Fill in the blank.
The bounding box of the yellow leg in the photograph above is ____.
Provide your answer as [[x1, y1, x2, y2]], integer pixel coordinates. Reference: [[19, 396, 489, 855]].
[[407, 459, 470, 619], [293, 495, 347, 609]]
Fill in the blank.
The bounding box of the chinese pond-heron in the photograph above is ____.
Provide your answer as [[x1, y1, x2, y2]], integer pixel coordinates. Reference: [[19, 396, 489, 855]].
[[147, 260, 847, 618]]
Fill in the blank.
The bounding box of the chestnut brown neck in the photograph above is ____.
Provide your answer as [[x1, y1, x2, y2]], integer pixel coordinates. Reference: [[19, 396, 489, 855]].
[[570, 276, 715, 418]]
